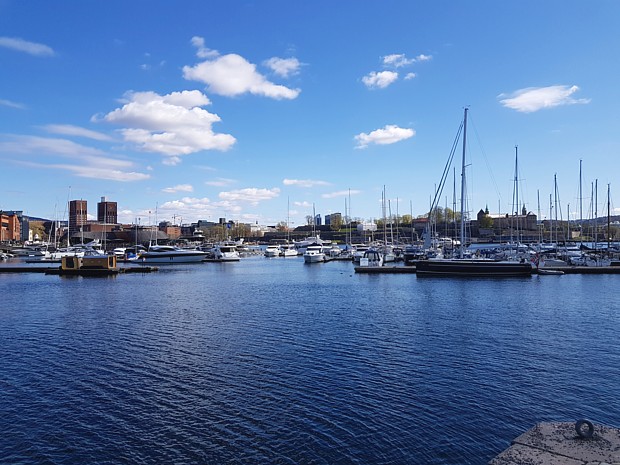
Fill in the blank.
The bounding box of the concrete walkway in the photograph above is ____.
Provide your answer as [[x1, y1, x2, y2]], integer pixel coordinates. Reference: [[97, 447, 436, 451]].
[[490, 421, 620, 464]]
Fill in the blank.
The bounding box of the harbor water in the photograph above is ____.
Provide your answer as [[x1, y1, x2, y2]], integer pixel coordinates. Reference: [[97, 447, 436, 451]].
[[1, 256, 619, 464]]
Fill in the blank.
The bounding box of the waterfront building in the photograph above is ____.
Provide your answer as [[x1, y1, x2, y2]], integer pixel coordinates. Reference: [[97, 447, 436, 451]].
[[97, 197, 117, 224], [69, 200, 88, 237], [0, 211, 21, 242], [158, 221, 181, 240]]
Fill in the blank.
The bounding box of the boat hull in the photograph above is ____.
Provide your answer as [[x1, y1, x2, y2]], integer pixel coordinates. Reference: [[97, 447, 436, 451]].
[[415, 259, 533, 277], [139, 252, 206, 264]]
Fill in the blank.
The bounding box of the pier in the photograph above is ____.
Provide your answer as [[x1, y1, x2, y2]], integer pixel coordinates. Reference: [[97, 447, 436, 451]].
[[489, 421, 620, 464]]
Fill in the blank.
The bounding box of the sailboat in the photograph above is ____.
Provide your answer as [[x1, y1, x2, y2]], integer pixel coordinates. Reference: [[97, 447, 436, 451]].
[[415, 108, 533, 277], [281, 197, 299, 257]]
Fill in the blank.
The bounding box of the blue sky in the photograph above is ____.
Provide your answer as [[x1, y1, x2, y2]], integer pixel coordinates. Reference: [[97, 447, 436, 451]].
[[1, 1, 619, 228]]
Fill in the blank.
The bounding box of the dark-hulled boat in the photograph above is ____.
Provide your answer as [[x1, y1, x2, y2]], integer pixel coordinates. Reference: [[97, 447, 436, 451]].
[[415, 258, 533, 277]]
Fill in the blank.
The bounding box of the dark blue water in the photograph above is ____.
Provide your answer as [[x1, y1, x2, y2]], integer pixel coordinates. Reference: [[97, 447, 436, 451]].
[[2, 257, 619, 464]]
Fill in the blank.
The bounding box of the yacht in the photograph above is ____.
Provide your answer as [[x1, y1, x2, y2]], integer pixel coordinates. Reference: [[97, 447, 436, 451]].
[[212, 243, 241, 261], [264, 244, 282, 257], [139, 245, 207, 264], [303, 245, 325, 263]]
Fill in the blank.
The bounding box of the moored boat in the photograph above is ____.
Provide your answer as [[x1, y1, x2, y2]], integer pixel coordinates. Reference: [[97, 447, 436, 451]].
[[139, 245, 207, 264], [303, 245, 325, 263]]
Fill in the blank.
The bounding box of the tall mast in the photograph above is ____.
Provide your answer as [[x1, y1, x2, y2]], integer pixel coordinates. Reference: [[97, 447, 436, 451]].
[[594, 180, 598, 247], [579, 159, 583, 236], [608, 183, 611, 253], [459, 107, 468, 258]]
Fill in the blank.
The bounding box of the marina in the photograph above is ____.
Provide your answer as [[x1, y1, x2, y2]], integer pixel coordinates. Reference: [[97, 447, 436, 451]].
[[2, 255, 620, 464]]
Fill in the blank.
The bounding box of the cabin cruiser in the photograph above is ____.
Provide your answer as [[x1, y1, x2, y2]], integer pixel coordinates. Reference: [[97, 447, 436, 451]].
[[303, 245, 325, 263], [139, 245, 207, 264], [212, 243, 241, 261], [264, 244, 282, 257]]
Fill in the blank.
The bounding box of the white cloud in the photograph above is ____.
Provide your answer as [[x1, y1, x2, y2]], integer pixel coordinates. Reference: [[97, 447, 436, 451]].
[[264, 57, 301, 78], [206, 177, 236, 187], [383, 54, 415, 68], [294, 201, 312, 208], [0, 99, 26, 109], [404, 72, 417, 80], [219, 187, 281, 205], [498, 85, 590, 113], [101, 90, 236, 162], [183, 52, 300, 99], [283, 178, 330, 188], [354, 125, 415, 149], [362, 71, 398, 89], [190, 36, 219, 59], [0, 36, 55, 56], [415, 54, 432, 62], [0, 134, 150, 181], [43, 124, 113, 141], [162, 184, 194, 193], [322, 189, 362, 199]]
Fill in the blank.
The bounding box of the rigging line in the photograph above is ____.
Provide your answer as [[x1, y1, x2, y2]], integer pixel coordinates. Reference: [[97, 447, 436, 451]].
[[428, 121, 463, 217], [467, 114, 503, 203]]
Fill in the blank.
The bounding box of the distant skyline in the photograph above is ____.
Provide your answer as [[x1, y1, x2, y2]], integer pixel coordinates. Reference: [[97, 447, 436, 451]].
[[1, 1, 619, 228]]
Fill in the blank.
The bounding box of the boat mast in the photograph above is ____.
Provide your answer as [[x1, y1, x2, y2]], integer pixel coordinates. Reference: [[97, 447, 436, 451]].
[[512, 145, 519, 247], [459, 107, 468, 258], [594, 180, 598, 249], [579, 159, 583, 240], [608, 183, 611, 254]]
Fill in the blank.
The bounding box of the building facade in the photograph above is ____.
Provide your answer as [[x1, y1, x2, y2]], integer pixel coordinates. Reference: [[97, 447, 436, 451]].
[[69, 200, 88, 236], [0, 211, 21, 242], [97, 197, 118, 224]]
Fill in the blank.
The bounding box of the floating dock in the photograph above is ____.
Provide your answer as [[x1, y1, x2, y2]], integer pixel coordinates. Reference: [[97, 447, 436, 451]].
[[0, 266, 158, 274], [489, 421, 620, 464], [537, 266, 620, 274]]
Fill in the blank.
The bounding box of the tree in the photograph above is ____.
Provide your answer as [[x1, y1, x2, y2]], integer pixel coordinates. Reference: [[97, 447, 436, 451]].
[[276, 221, 288, 232], [329, 215, 343, 231]]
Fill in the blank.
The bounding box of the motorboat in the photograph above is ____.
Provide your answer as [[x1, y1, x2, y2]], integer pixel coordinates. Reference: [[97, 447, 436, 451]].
[[303, 245, 325, 263], [280, 244, 299, 257], [264, 244, 282, 257], [359, 249, 383, 267], [139, 245, 207, 264], [212, 243, 241, 261]]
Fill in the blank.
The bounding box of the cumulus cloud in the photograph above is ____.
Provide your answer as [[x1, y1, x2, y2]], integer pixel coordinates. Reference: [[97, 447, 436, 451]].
[[362, 71, 399, 89], [162, 184, 194, 193], [43, 124, 113, 141], [101, 89, 236, 163], [354, 125, 415, 149], [382, 53, 432, 68], [219, 187, 280, 205], [190, 36, 219, 58], [498, 85, 590, 113], [322, 189, 362, 199], [0, 36, 55, 56], [0, 135, 150, 181], [294, 201, 312, 208], [264, 57, 302, 78], [0, 98, 26, 109], [383, 54, 415, 68], [183, 42, 300, 99], [415, 54, 432, 62], [283, 179, 330, 188], [157, 196, 230, 221], [363, 53, 431, 89]]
